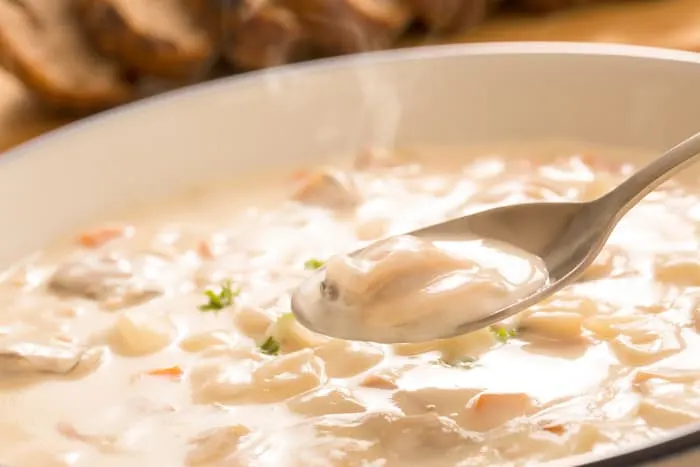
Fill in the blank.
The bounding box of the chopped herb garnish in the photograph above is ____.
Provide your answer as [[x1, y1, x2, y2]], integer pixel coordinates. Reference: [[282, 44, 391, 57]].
[[490, 325, 517, 343], [259, 336, 281, 356], [199, 279, 239, 311], [304, 258, 325, 270], [436, 356, 476, 369]]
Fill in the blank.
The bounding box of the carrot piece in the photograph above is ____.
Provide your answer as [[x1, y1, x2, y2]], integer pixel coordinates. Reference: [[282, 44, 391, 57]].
[[197, 240, 216, 259], [131, 366, 185, 382], [143, 365, 184, 380], [542, 424, 567, 435], [78, 225, 131, 248]]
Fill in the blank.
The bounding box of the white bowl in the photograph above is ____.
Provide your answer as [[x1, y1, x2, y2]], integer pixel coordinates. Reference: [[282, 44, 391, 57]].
[[3, 42, 700, 466]]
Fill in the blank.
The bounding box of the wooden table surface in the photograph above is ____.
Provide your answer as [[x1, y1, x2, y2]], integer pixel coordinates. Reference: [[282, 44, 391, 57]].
[[2, 0, 700, 153]]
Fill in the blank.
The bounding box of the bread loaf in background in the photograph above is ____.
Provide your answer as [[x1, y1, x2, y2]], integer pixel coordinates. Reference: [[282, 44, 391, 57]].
[[0, 0, 660, 114]]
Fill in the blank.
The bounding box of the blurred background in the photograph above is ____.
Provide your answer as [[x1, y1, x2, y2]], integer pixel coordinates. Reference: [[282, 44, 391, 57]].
[[1, 0, 699, 153]]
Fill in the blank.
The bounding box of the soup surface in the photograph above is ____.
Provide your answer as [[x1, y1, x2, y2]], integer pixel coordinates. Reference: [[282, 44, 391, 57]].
[[2, 143, 700, 467]]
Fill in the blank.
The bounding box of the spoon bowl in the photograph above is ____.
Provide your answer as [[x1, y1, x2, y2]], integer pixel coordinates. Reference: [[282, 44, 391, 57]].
[[292, 130, 700, 343]]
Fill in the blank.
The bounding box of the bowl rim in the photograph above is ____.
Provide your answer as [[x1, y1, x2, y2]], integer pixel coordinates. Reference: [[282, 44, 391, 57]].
[[5, 41, 700, 165], [4, 41, 700, 466]]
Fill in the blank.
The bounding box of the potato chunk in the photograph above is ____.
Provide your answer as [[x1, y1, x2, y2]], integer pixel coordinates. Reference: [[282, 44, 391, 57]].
[[186, 425, 251, 466], [180, 331, 237, 353], [191, 348, 326, 404], [314, 339, 384, 378], [112, 310, 176, 355], [287, 386, 366, 416]]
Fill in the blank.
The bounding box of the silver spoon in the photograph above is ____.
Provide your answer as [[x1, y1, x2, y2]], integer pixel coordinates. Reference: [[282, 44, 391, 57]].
[[291, 131, 700, 343]]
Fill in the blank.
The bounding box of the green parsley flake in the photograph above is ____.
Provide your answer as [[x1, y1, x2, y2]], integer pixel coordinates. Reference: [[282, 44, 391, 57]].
[[259, 336, 281, 356], [304, 258, 325, 270], [490, 326, 517, 343], [199, 279, 239, 312]]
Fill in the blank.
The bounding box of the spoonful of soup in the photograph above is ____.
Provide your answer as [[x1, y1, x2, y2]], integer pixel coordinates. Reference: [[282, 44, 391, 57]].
[[291, 131, 700, 343]]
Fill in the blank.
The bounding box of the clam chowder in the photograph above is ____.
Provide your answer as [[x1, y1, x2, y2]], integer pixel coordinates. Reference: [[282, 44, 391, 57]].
[[1, 143, 700, 467]]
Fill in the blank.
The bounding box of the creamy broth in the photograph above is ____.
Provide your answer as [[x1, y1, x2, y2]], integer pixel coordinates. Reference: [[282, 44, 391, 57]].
[[1, 143, 700, 466], [296, 234, 549, 343]]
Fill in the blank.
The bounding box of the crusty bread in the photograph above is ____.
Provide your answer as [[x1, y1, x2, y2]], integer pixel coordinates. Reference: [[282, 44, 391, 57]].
[[220, 1, 313, 70], [75, 0, 217, 80], [0, 0, 133, 112], [0, 0, 636, 113], [281, 0, 415, 54], [510, 0, 594, 13], [406, 0, 501, 33]]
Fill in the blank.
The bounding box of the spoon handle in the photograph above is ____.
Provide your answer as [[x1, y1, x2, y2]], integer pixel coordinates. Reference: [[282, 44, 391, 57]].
[[598, 130, 700, 222]]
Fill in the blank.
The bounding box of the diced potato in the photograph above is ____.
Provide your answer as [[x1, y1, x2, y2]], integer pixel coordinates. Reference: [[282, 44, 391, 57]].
[[287, 386, 366, 416], [192, 348, 327, 404], [314, 340, 384, 378], [438, 328, 498, 361], [519, 311, 583, 341], [516, 422, 603, 459], [189, 349, 263, 404], [359, 372, 399, 390], [532, 293, 601, 317], [463, 392, 536, 431], [359, 363, 419, 390], [638, 400, 700, 429], [111, 310, 176, 356], [469, 392, 533, 414], [654, 256, 700, 286], [568, 424, 603, 454], [251, 349, 327, 403], [266, 313, 329, 351], [314, 412, 472, 457], [233, 306, 275, 341], [608, 319, 685, 366], [583, 314, 639, 340], [382, 413, 473, 452], [186, 425, 250, 466], [180, 331, 237, 353], [393, 387, 482, 418], [633, 368, 700, 385], [393, 328, 496, 361]]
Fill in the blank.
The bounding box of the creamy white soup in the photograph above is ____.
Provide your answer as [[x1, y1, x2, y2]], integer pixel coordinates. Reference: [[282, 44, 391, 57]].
[[294, 234, 550, 343], [2, 143, 700, 467]]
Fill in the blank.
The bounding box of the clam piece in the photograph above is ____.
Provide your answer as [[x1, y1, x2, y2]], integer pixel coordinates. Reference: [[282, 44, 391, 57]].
[[0, 340, 101, 376]]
